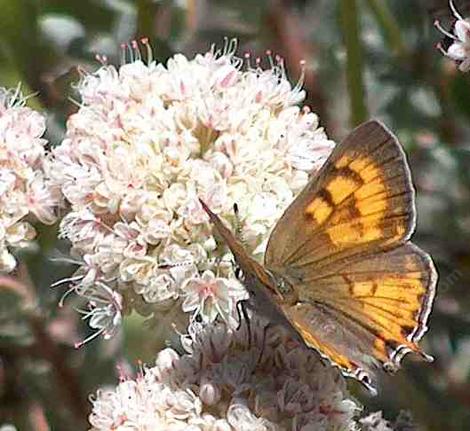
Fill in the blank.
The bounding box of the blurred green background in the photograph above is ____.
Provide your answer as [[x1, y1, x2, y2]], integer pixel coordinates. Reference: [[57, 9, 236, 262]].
[[0, 0, 469, 429]]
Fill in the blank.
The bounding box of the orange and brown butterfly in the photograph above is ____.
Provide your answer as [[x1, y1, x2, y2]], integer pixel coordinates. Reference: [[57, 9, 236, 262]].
[[198, 120, 437, 393]]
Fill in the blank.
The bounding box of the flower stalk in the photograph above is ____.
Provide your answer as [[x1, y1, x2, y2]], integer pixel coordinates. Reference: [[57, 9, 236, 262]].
[[339, 0, 368, 126], [364, 0, 407, 58]]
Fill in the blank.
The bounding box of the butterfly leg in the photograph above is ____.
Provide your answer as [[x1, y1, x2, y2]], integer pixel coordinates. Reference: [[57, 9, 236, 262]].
[[255, 320, 270, 367], [236, 299, 252, 348]]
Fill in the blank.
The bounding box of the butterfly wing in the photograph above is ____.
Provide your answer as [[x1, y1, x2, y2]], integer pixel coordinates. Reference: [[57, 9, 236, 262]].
[[264, 120, 437, 384], [282, 243, 435, 389], [266, 119, 416, 268]]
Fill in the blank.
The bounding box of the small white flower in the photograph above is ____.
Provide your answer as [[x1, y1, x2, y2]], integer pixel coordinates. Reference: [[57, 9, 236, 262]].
[[435, 1, 470, 71], [0, 246, 16, 273], [75, 282, 123, 348], [181, 270, 247, 324]]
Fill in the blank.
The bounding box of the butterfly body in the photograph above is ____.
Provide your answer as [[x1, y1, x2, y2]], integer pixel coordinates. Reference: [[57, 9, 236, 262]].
[[199, 120, 437, 392]]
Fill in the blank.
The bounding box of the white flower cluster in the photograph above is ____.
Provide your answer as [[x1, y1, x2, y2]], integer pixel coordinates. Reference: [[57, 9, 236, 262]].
[[436, 0, 470, 72], [0, 87, 58, 272], [89, 319, 360, 431], [50, 40, 334, 333]]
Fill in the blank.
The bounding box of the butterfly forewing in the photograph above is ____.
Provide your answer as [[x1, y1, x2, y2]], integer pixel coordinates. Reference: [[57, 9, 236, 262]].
[[199, 199, 277, 296], [265, 120, 415, 271], [264, 120, 436, 382]]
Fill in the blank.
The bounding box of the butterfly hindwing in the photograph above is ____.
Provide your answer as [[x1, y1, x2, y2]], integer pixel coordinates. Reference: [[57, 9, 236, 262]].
[[282, 243, 436, 382]]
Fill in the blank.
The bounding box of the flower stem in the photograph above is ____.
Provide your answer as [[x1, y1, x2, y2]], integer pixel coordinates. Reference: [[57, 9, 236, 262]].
[[137, 0, 155, 38], [364, 0, 407, 58], [339, 0, 368, 126]]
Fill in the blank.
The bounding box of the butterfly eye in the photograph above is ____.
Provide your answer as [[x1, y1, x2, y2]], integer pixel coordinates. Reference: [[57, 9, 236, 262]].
[[276, 276, 296, 297], [270, 273, 298, 305], [277, 278, 290, 295]]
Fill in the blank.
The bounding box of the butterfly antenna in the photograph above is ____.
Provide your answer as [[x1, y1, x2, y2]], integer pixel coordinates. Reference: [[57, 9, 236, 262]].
[[156, 260, 195, 270], [157, 257, 233, 271]]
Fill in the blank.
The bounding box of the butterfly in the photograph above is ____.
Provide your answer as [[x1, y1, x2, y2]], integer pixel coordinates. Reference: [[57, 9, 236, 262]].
[[199, 120, 437, 392]]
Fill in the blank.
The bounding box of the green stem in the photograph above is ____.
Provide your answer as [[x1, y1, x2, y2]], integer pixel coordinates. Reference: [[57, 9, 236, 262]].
[[339, 0, 368, 126], [136, 0, 155, 38], [365, 0, 407, 58]]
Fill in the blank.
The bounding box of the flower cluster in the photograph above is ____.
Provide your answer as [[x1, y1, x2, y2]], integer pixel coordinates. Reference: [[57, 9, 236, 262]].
[[435, 0, 470, 72], [89, 318, 360, 430], [0, 86, 58, 273], [50, 40, 334, 334]]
